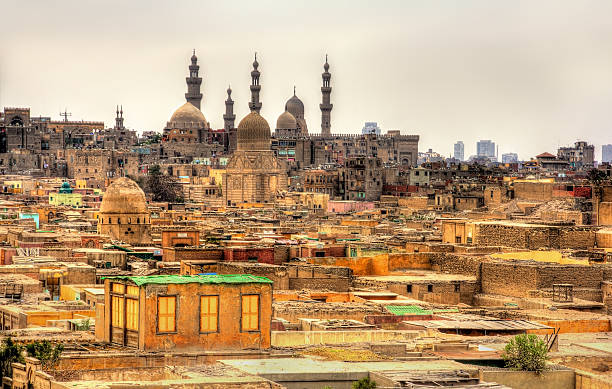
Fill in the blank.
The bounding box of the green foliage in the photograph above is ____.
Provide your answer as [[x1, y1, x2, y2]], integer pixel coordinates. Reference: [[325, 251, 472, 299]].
[[0, 337, 24, 381], [588, 168, 608, 186], [25, 341, 64, 371], [352, 377, 377, 389], [502, 334, 549, 374], [75, 318, 91, 331], [145, 165, 183, 203]]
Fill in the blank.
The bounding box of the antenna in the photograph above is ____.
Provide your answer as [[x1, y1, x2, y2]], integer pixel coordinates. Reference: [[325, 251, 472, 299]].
[[59, 108, 72, 122]]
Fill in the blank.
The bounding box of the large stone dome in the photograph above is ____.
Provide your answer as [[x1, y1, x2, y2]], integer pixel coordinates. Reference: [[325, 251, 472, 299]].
[[100, 177, 148, 215], [169, 102, 207, 127], [237, 111, 271, 151], [276, 111, 297, 130], [285, 95, 304, 117]]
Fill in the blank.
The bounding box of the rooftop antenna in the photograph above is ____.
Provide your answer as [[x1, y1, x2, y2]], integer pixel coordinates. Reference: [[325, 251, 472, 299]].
[[59, 108, 72, 122]]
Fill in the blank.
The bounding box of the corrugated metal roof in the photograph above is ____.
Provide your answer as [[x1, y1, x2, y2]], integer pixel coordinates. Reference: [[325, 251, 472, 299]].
[[403, 319, 552, 331], [103, 274, 273, 286]]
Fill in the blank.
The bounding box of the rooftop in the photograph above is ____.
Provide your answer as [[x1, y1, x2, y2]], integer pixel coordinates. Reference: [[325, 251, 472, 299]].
[[104, 274, 273, 286]]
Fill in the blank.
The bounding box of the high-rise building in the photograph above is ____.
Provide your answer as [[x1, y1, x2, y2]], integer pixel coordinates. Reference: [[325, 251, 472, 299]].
[[453, 141, 464, 161], [362, 122, 381, 135], [477, 140, 496, 161], [502, 153, 518, 164], [603, 144, 612, 163]]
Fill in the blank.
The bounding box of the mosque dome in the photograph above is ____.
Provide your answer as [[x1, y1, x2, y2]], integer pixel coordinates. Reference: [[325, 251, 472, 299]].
[[276, 111, 297, 130], [100, 177, 148, 215], [285, 95, 304, 117], [169, 102, 207, 127], [59, 182, 73, 194], [237, 111, 271, 151]]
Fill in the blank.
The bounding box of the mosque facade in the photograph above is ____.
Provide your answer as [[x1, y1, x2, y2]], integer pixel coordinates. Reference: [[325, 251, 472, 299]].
[[223, 57, 288, 205]]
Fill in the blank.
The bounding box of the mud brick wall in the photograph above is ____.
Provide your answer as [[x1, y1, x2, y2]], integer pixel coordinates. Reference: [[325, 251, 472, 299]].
[[481, 261, 538, 297], [559, 228, 595, 249], [287, 264, 352, 292], [164, 247, 223, 262], [217, 262, 289, 290], [430, 253, 484, 292], [536, 265, 603, 289]]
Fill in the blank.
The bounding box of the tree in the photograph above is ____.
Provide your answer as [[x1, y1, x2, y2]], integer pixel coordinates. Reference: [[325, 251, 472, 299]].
[[145, 165, 183, 203], [0, 337, 24, 381], [352, 377, 377, 389], [25, 341, 64, 372], [588, 168, 607, 187], [502, 334, 549, 374]]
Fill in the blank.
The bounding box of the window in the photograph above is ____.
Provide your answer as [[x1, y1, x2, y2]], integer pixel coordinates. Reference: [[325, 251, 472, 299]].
[[111, 296, 124, 327], [157, 296, 176, 332], [427, 284, 433, 293], [406, 284, 413, 293], [126, 298, 139, 330], [454, 283, 461, 293], [200, 295, 219, 332], [241, 294, 259, 331]]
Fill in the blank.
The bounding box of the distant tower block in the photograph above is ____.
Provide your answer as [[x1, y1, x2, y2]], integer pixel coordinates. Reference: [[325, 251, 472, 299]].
[[223, 85, 236, 130], [320, 55, 333, 136], [185, 49, 203, 109], [249, 53, 262, 113]]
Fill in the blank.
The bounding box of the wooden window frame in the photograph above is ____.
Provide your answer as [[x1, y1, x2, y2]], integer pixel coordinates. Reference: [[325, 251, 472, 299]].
[[156, 295, 178, 334], [240, 294, 261, 333], [125, 297, 139, 331], [198, 294, 219, 334]]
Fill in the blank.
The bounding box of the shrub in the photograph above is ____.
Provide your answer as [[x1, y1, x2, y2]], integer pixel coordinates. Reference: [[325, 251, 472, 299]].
[[502, 334, 549, 374], [352, 377, 377, 389], [25, 341, 64, 371], [0, 337, 24, 381]]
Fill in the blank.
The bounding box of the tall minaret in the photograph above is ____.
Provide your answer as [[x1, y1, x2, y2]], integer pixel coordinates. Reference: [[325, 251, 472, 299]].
[[185, 49, 203, 109], [223, 85, 236, 130], [320, 55, 333, 136], [248, 53, 262, 113], [115, 105, 124, 130]]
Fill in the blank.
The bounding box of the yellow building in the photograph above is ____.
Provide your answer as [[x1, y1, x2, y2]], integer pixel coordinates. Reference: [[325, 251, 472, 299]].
[[49, 182, 82, 207]]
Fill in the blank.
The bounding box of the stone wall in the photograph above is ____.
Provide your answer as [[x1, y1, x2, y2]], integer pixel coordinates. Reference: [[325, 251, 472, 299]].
[[481, 261, 539, 298]]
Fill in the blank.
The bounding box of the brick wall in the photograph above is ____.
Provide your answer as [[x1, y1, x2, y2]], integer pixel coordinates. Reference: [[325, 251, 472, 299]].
[[481, 261, 539, 297]]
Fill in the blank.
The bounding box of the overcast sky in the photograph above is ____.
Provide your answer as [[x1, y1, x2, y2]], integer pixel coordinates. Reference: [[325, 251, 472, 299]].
[[1, 0, 612, 161]]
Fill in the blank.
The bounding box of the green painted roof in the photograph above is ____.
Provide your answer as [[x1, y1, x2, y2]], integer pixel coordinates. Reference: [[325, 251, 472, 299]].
[[385, 305, 433, 315], [103, 274, 273, 286], [385, 305, 459, 315]]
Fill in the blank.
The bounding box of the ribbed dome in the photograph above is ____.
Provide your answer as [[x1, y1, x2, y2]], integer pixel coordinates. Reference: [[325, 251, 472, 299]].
[[276, 111, 297, 130], [169, 102, 207, 126], [100, 177, 148, 215], [285, 95, 304, 117], [237, 111, 271, 151]]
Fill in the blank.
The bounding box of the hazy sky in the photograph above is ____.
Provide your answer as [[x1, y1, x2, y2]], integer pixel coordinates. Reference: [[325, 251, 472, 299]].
[[2, 0, 612, 161]]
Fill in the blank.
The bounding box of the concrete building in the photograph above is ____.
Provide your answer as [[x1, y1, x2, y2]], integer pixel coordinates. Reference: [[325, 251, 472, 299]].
[[476, 140, 496, 161], [100, 274, 273, 350], [501, 153, 518, 164], [603, 144, 612, 164], [453, 141, 464, 161], [558, 141, 595, 169], [362, 122, 381, 135]]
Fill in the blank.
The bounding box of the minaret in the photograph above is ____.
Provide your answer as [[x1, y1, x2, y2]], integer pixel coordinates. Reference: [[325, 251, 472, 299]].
[[223, 85, 236, 130], [115, 105, 124, 130], [320, 55, 333, 136], [248, 53, 262, 113], [185, 49, 203, 109]]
